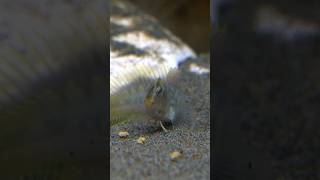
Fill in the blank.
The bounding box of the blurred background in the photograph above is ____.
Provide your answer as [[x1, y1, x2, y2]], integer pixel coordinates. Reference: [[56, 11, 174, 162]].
[[0, 0, 107, 179], [213, 0, 320, 179]]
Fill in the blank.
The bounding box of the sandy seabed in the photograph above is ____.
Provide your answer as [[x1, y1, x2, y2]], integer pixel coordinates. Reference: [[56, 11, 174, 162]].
[[110, 55, 210, 180]]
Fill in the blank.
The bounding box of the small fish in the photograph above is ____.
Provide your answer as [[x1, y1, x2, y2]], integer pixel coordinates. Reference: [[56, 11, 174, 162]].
[[110, 63, 189, 131], [109, 0, 196, 131]]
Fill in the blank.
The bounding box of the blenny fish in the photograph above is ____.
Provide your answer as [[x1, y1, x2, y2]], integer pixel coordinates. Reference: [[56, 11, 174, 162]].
[[110, 63, 190, 132], [110, 0, 196, 131]]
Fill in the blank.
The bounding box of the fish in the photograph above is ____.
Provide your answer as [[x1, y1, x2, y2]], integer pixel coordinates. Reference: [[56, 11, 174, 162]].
[[110, 0, 196, 131], [110, 62, 190, 132]]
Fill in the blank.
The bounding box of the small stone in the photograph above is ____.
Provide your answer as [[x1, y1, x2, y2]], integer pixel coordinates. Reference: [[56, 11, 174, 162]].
[[118, 131, 129, 138], [136, 136, 146, 144], [170, 150, 182, 160]]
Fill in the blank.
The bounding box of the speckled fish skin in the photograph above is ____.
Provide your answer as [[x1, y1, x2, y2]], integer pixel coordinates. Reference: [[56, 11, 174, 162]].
[[110, 0, 195, 128], [0, 0, 107, 179]]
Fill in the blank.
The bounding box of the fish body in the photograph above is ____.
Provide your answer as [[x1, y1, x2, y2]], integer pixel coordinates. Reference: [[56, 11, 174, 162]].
[[110, 0, 196, 130]]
